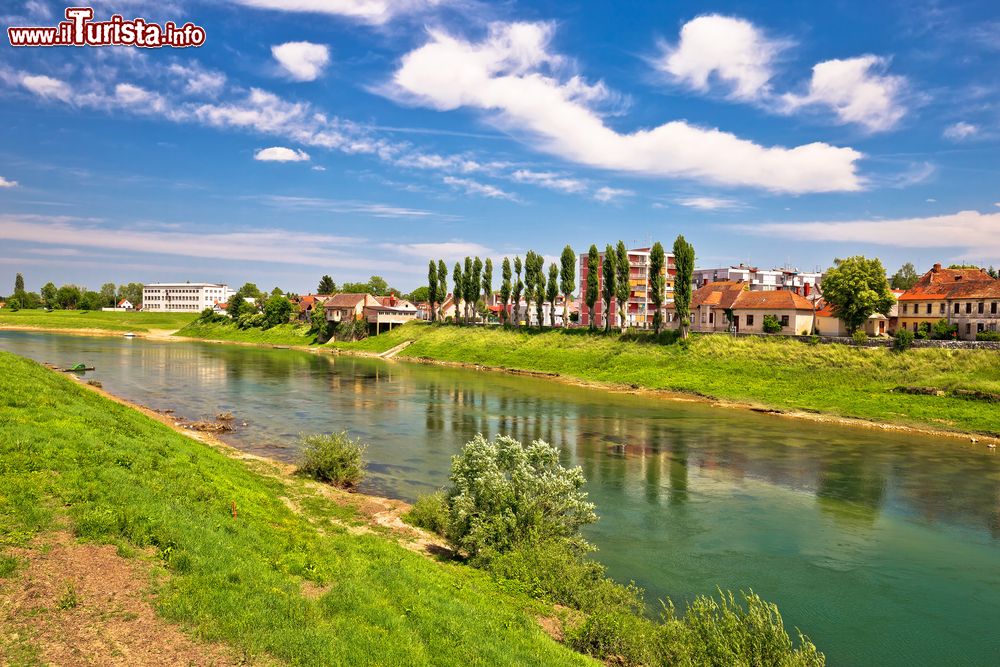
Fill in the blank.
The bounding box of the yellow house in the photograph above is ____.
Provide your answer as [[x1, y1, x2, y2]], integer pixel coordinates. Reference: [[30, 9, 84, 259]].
[[898, 264, 994, 333]]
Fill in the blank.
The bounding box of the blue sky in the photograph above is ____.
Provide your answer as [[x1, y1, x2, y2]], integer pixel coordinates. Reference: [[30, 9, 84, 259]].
[[1, 0, 999, 294]]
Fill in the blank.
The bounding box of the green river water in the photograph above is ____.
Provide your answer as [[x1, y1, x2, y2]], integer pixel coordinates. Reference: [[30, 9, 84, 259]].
[[2, 331, 998, 666]]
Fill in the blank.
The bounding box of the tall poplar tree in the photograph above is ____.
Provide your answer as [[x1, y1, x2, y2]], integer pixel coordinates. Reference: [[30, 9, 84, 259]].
[[586, 245, 599, 330], [453, 261, 463, 324], [513, 256, 524, 328], [471, 257, 483, 323], [437, 260, 448, 320], [482, 258, 493, 317], [601, 244, 616, 333], [547, 263, 559, 328], [500, 257, 512, 325], [560, 245, 576, 328], [535, 257, 546, 328], [427, 260, 438, 322], [615, 241, 630, 331], [649, 242, 665, 334], [672, 235, 695, 339]]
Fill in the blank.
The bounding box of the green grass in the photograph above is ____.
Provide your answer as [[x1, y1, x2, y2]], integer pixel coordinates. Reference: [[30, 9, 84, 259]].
[[0, 351, 591, 666], [332, 322, 1000, 436], [0, 309, 197, 333], [175, 321, 319, 346]]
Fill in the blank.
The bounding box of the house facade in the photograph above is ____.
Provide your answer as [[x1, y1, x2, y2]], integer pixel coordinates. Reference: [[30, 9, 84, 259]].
[[898, 264, 998, 338], [142, 282, 234, 312], [667, 281, 815, 334], [579, 247, 676, 329], [324, 293, 378, 323]]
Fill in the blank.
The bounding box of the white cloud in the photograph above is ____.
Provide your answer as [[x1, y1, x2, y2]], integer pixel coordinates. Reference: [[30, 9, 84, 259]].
[[943, 121, 978, 141], [312, 165, 326, 171], [737, 209, 1000, 256], [390, 241, 493, 259], [21, 74, 72, 102], [675, 196, 742, 210], [231, 0, 444, 24], [168, 63, 226, 96], [388, 22, 863, 193], [0, 176, 18, 188], [510, 169, 586, 193], [443, 176, 518, 201], [254, 146, 311, 162], [657, 14, 785, 100], [781, 56, 906, 132], [257, 194, 448, 218], [272, 41, 331, 82], [593, 187, 633, 203]]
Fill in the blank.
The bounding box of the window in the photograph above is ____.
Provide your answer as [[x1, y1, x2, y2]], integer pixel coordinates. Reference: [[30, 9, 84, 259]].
[[781, 315, 789, 327], [902, 304, 908, 314], [966, 302, 972, 314], [978, 302, 984, 314], [939, 303, 945, 314], [926, 303, 932, 314], [993, 302, 998, 315], [954, 302, 960, 314], [709, 312, 715, 324], [966, 324, 972, 334], [978, 323, 985, 333], [746, 314, 755, 326]]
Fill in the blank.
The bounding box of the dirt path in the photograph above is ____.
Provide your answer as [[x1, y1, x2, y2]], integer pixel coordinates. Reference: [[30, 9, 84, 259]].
[[0, 532, 241, 666]]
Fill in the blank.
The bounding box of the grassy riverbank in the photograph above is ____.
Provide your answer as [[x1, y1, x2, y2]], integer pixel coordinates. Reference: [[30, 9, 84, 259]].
[[174, 320, 318, 346], [332, 323, 1000, 437], [0, 351, 590, 665], [0, 309, 197, 333]]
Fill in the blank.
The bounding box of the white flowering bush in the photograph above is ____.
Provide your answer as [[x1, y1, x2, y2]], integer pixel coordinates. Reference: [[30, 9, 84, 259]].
[[445, 433, 597, 561]]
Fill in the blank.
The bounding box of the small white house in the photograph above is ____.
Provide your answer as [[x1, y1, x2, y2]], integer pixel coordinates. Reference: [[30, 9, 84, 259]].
[[101, 298, 135, 312]]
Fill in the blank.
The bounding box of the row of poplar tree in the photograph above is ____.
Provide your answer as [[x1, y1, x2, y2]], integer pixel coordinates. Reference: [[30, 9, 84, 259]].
[[424, 235, 695, 337]]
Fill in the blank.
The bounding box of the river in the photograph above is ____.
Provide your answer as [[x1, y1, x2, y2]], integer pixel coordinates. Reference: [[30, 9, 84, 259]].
[[2, 330, 998, 666]]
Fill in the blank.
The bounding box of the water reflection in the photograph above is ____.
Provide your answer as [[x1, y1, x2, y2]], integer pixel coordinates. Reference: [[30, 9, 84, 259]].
[[2, 331, 999, 666]]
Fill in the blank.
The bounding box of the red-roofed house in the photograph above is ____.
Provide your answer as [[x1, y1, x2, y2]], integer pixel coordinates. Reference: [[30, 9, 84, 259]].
[[667, 281, 816, 334], [897, 263, 995, 335], [324, 293, 378, 323]]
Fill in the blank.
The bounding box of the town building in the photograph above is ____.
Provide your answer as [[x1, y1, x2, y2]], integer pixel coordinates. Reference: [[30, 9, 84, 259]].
[[667, 281, 816, 334], [296, 294, 332, 321], [365, 294, 419, 333], [323, 293, 378, 323], [142, 282, 234, 312], [897, 264, 997, 337], [579, 247, 676, 329], [693, 264, 822, 297]]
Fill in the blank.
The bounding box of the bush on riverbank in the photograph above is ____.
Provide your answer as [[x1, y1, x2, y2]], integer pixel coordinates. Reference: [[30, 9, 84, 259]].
[[406, 433, 824, 666], [296, 431, 367, 487], [174, 319, 317, 346]]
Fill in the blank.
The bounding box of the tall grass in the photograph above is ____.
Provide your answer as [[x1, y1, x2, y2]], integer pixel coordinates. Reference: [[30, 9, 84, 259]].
[[0, 309, 197, 332], [175, 320, 318, 346]]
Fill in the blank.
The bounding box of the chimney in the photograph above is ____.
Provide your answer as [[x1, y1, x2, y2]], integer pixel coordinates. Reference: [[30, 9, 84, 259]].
[[804, 283, 811, 297], [933, 263, 942, 272]]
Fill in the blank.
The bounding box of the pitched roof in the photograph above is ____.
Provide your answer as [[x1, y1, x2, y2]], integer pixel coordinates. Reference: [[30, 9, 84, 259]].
[[899, 264, 994, 300], [323, 293, 370, 308], [732, 289, 815, 310], [943, 280, 1000, 299]]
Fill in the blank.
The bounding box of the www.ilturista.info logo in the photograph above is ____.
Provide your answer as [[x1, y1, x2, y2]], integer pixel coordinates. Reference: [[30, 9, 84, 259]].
[[7, 7, 206, 48]]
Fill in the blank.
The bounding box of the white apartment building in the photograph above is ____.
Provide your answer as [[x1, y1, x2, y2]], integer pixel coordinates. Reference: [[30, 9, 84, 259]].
[[142, 282, 234, 312], [692, 264, 823, 298]]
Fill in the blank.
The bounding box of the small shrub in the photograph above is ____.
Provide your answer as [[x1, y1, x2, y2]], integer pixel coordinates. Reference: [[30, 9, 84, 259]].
[[405, 490, 450, 536], [806, 334, 820, 345], [914, 322, 930, 339], [930, 318, 957, 340], [567, 608, 662, 666], [762, 314, 782, 334], [976, 331, 1000, 341], [852, 330, 868, 345], [0, 554, 21, 578], [237, 312, 265, 330], [894, 329, 915, 351], [295, 432, 367, 487], [57, 582, 79, 610]]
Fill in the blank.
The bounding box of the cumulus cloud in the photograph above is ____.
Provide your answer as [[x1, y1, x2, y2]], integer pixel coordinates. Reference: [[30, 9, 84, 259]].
[[675, 196, 742, 210], [781, 56, 906, 132], [593, 187, 633, 203], [254, 146, 311, 162], [943, 121, 978, 141], [272, 41, 331, 82], [231, 0, 445, 24], [443, 176, 518, 200], [737, 209, 1000, 256], [21, 74, 72, 102], [388, 22, 863, 193], [657, 14, 786, 100], [0, 176, 18, 188]]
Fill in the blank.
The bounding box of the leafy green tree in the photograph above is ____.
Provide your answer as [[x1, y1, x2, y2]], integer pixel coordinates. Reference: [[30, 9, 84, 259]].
[[762, 314, 783, 333], [78, 290, 101, 311], [988, 265, 998, 279], [118, 282, 144, 308], [821, 256, 895, 334], [99, 282, 117, 307], [40, 282, 57, 309], [615, 241, 630, 331], [546, 263, 559, 327], [227, 292, 247, 319], [237, 282, 263, 300], [14, 273, 25, 298], [408, 286, 429, 303], [500, 257, 512, 325], [20, 292, 41, 310], [931, 318, 957, 340], [317, 275, 336, 294], [462, 257, 475, 323], [437, 260, 448, 319], [310, 299, 331, 340], [453, 262, 463, 324], [601, 245, 616, 333], [482, 258, 493, 310], [586, 245, 599, 330], [513, 256, 524, 328], [368, 275, 389, 296], [263, 294, 293, 329], [649, 241, 666, 333], [890, 262, 919, 290], [471, 257, 483, 323], [444, 434, 597, 561], [672, 235, 695, 339], [523, 252, 537, 326], [427, 261, 438, 322], [560, 245, 575, 328], [270, 286, 284, 297], [534, 256, 546, 328], [56, 284, 82, 310]]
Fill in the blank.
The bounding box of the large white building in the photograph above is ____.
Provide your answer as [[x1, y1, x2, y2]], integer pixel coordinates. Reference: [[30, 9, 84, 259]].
[[142, 282, 234, 312], [692, 264, 823, 298]]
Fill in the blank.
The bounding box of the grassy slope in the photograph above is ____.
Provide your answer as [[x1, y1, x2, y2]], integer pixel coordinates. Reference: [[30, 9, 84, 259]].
[[0, 309, 197, 333], [332, 323, 1000, 436], [0, 352, 590, 666], [174, 321, 318, 346]]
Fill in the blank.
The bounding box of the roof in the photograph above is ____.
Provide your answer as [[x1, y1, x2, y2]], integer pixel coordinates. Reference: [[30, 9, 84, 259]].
[[899, 264, 994, 301], [323, 293, 370, 308], [143, 282, 228, 288], [117, 298, 131, 306], [732, 290, 815, 310], [942, 280, 1000, 299]]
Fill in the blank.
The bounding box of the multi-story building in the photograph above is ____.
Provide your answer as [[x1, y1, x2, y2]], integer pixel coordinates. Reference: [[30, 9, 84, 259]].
[[897, 264, 997, 337], [579, 247, 676, 329], [142, 282, 233, 312], [693, 264, 822, 297]]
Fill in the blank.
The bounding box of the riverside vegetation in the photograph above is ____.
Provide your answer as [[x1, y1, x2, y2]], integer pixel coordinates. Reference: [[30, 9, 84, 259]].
[[1, 351, 822, 665]]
